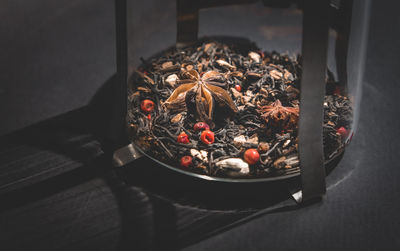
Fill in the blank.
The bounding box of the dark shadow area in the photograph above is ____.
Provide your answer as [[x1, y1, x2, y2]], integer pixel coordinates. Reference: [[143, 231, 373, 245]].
[[0, 67, 346, 250]]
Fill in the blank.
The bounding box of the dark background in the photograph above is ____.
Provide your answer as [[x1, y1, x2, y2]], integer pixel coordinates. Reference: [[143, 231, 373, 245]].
[[1, 0, 400, 250]]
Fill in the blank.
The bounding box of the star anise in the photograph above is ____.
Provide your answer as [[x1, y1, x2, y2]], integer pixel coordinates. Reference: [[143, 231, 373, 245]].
[[258, 99, 299, 129], [163, 69, 238, 126]]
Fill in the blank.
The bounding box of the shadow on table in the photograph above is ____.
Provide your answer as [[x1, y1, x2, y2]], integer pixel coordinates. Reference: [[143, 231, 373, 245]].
[[0, 74, 344, 250]]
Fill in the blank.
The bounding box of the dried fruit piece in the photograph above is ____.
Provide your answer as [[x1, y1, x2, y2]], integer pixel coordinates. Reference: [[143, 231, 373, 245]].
[[273, 156, 286, 169], [248, 51, 261, 63], [200, 130, 215, 144], [270, 69, 283, 80], [216, 59, 236, 70], [141, 99, 155, 113], [258, 142, 270, 153], [190, 149, 208, 163], [244, 149, 260, 165], [235, 84, 242, 92], [180, 156, 193, 168], [165, 74, 178, 87], [194, 122, 210, 131]]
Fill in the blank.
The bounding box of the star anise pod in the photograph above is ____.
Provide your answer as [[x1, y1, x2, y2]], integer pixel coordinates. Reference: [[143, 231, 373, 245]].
[[258, 99, 299, 129], [163, 70, 238, 126]]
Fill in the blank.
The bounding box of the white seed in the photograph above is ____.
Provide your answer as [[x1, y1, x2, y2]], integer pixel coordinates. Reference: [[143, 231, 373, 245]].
[[283, 139, 291, 148], [215, 158, 249, 174], [233, 135, 247, 147], [284, 155, 299, 166], [190, 149, 208, 163], [165, 74, 178, 87]]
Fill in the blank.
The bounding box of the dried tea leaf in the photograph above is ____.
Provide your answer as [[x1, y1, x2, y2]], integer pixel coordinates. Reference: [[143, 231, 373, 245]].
[[228, 71, 244, 78], [274, 156, 286, 169], [230, 87, 242, 99], [270, 69, 283, 80], [137, 87, 152, 93]]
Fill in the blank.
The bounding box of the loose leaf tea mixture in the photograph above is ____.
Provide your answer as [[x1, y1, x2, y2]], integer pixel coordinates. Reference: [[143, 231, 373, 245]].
[[127, 41, 352, 178]]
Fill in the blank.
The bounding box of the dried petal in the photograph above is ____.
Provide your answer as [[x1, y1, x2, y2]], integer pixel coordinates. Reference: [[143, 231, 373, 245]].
[[248, 51, 261, 63], [270, 69, 283, 80], [216, 60, 236, 70], [164, 82, 196, 111], [190, 149, 208, 163], [205, 83, 238, 113]]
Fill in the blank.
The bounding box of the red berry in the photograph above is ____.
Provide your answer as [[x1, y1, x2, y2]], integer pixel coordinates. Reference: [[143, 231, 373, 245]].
[[244, 149, 260, 165], [200, 130, 215, 144], [337, 126, 348, 139], [147, 114, 151, 120], [194, 122, 210, 131], [141, 99, 155, 113], [180, 156, 192, 168], [177, 132, 190, 144], [234, 84, 242, 92]]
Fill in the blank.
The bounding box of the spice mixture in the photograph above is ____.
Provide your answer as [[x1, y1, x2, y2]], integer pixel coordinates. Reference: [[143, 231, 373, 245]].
[[127, 41, 352, 178]]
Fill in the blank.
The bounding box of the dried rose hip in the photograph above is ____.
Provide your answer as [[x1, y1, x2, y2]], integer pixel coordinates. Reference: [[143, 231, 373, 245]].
[[180, 156, 192, 168], [147, 114, 151, 120], [177, 132, 190, 144], [141, 99, 155, 113], [234, 84, 242, 92], [244, 149, 260, 165], [336, 126, 348, 139], [200, 130, 214, 144], [194, 122, 210, 131]]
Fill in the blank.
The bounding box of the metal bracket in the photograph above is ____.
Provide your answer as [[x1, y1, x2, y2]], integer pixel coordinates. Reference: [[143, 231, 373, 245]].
[[113, 143, 143, 167]]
